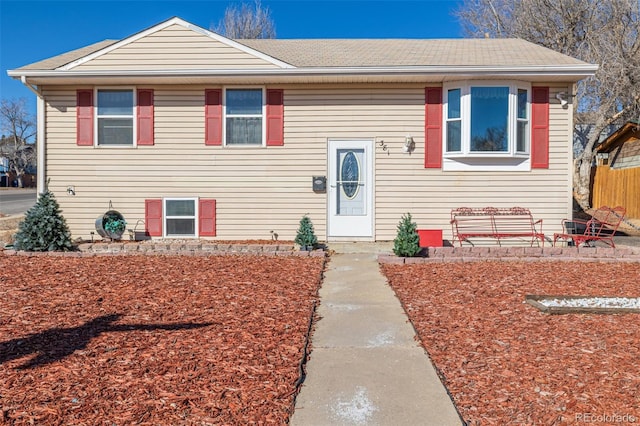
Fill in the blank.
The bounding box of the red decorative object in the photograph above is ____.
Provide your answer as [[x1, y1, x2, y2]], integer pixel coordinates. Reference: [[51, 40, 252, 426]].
[[417, 229, 443, 247]]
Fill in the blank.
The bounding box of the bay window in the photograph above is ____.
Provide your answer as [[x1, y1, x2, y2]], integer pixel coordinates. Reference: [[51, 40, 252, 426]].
[[444, 82, 530, 157]]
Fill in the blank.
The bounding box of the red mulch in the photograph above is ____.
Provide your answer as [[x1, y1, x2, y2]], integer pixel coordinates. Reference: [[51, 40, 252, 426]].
[[381, 261, 640, 425], [0, 254, 325, 424]]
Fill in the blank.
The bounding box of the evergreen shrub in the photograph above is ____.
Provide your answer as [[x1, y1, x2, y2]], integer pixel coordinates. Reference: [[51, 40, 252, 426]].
[[13, 190, 74, 252], [393, 212, 421, 257], [294, 215, 318, 250]]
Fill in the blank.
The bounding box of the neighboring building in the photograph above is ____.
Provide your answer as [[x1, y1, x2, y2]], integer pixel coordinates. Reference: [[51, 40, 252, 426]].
[[0, 156, 8, 187], [7, 17, 597, 242], [0, 140, 37, 187], [592, 120, 640, 221]]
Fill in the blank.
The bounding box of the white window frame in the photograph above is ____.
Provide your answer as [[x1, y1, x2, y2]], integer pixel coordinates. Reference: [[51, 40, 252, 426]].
[[223, 86, 266, 147], [515, 88, 530, 155], [443, 81, 531, 159], [95, 87, 137, 147], [163, 197, 198, 238]]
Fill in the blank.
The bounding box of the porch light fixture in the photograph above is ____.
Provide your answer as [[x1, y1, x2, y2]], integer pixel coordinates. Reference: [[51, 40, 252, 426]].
[[555, 92, 571, 107], [403, 136, 415, 153]]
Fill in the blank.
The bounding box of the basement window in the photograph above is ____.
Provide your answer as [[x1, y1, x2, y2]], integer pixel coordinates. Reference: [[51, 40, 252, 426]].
[[164, 198, 197, 237]]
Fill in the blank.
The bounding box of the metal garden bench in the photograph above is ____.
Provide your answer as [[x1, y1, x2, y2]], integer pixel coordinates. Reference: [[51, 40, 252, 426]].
[[450, 207, 545, 247]]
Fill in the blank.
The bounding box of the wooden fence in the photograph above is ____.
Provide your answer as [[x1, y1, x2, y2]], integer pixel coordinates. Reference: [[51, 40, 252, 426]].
[[592, 165, 640, 219]]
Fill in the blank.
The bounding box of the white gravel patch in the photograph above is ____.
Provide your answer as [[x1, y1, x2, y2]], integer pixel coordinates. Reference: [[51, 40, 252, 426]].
[[538, 297, 640, 309]]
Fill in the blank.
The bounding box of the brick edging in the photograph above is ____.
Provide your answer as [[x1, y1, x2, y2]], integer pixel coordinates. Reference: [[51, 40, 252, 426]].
[[378, 246, 640, 264], [0, 242, 327, 258]]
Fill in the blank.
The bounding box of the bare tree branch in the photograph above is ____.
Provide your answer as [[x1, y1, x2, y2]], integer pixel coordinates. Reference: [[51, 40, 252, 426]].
[[213, 0, 276, 39], [455, 0, 640, 210], [0, 98, 36, 188]]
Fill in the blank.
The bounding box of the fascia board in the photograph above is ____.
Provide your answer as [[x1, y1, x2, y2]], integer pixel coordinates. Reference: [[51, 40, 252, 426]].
[[9, 64, 599, 80], [57, 17, 294, 71]]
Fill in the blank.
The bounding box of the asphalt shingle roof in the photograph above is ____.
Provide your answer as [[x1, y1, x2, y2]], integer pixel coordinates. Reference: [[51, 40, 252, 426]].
[[14, 37, 590, 71], [17, 40, 118, 71], [236, 38, 589, 68]]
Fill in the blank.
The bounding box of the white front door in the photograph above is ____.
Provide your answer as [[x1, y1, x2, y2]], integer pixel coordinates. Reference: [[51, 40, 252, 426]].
[[328, 139, 374, 239]]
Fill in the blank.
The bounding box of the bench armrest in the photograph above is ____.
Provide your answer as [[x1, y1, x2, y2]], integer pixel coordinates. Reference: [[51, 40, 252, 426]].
[[533, 218, 543, 233]]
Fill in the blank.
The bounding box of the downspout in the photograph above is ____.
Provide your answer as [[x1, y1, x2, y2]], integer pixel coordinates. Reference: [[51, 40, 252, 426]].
[[20, 76, 46, 194], [568, 83, 576, 218]]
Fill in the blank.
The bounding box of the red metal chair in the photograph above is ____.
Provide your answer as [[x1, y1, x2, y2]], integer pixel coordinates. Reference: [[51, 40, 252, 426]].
[[553, 206, 626, 248]]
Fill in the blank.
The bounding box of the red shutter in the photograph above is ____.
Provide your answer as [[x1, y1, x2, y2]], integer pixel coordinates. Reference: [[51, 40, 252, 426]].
[[205, 89, 222, 146], [266, 89, 284, 146], [77, 89, 94, 146], [145, 199, 163, 237], [199, 199, 217, 237], [424, 87, 443, 168], [531, 86, 550, 169], [137, 89, 154, 146]]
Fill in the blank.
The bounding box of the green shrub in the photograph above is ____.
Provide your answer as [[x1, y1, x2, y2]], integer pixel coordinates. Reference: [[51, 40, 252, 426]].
[[294, 215, 318, 250], [13, 190, 74, 252], [393, 213, 421, 257]]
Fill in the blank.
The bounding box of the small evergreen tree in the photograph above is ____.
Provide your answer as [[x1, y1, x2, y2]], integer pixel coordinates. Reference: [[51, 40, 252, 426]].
[[294, 214, 318, 250], [393, 213, 421, 257], [13, 190, 74, 251]]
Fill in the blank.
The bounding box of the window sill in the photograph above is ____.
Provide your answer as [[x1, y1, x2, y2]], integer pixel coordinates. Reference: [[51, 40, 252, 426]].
[[223, 144, 266, 148], [444, 153, 529, 159], [442, 156, 531, 172]]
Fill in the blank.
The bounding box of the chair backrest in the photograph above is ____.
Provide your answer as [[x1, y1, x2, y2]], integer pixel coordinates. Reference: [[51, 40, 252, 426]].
[[587, 206, 626, 236]]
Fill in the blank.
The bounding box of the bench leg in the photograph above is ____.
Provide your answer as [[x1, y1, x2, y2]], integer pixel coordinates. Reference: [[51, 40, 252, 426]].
[[553, 234, 574, 247]]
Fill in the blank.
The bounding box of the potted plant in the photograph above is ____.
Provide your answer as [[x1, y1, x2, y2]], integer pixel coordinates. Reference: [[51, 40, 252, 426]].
[[96, 210, 126, 240], [295, 214, 318, 251]]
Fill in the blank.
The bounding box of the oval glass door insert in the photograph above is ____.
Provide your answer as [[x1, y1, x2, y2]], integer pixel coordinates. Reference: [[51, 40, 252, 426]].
[[341, 151, 360, 199]]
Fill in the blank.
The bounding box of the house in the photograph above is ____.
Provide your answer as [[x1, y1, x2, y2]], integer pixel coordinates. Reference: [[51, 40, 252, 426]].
[[0, 138, 37, 187], [7, 17, 597, 243], [0, 156, 8, 187], [592, 120, 640, 222]]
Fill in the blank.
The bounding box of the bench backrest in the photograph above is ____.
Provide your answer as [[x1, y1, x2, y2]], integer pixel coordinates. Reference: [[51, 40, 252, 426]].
[[451, 207, 537, 234]]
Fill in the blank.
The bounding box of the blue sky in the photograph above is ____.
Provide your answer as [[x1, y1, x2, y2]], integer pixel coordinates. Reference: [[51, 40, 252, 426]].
[[1, 0, 464, 115]]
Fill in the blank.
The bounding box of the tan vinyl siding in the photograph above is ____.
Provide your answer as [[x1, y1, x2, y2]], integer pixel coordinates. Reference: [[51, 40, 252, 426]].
[[286, 84, 573, 242], [43, 85, 325, 241], [74, 24, 280, 70], [43, 83, 573, 243]]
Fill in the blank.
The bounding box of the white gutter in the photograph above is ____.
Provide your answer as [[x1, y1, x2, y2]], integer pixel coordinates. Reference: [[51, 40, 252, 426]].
[[8, 64, 599, 79], [36, 96, 45, 194], [21, 75, 43, 97]]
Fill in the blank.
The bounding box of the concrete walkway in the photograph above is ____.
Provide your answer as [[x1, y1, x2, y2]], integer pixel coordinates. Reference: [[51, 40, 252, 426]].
[[290, 243, 463, 425]]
